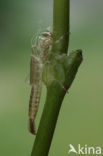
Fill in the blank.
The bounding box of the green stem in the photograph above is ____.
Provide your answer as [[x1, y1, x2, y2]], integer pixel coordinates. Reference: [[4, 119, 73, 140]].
[[52, 0, 70, 54], [31, 0, 83, 156]]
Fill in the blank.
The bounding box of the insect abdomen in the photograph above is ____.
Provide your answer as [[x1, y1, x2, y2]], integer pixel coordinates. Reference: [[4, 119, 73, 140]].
[[29, 83, 42, 134], [29, 55, 42, 135], [30, 56, 42, 85]]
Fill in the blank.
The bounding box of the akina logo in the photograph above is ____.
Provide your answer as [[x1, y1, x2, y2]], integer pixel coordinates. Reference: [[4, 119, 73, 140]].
[[68, 144, 102, 155]]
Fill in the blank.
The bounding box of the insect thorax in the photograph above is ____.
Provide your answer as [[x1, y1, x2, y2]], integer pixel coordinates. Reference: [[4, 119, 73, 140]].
[[35, 31, 52, 63]]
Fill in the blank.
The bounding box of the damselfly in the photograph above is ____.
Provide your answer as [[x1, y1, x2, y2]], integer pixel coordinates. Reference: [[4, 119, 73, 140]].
[[29, 29, 52, 135]]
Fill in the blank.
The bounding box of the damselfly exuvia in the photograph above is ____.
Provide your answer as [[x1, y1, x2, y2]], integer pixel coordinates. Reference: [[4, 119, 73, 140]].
[[29, 29, 52, 135]]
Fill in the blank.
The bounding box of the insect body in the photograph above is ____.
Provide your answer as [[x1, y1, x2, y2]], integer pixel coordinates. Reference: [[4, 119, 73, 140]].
[[29, 30, 52, 135]]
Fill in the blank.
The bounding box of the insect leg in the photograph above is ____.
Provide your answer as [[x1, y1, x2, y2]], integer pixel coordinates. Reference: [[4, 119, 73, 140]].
[[43, 61, 68, 92]]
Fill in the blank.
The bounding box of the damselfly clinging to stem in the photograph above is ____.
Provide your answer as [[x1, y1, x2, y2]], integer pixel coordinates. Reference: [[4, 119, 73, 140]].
[[29, 29, 53, 135]]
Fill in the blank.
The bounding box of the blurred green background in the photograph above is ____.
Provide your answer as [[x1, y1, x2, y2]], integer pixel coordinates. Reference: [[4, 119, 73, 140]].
[[0, 0, 103, 155]]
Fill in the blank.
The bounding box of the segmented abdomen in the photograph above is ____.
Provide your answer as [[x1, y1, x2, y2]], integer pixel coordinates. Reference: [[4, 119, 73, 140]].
[[29, 55, 42, 135]]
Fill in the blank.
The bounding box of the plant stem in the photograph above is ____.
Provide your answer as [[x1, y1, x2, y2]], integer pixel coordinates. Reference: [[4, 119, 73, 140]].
[[31, 52, 82, 156], [31, 0, 83, 156], [52, 0, 70, 54]]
